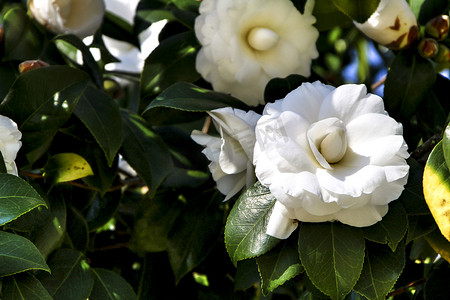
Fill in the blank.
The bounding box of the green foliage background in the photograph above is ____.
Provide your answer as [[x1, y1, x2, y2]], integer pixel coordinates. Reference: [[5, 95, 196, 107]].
[[0, 0, 449, 299]]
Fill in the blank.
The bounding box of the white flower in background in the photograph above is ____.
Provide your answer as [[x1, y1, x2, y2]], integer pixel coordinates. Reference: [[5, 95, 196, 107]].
[[102, 0, 167, 73], [354, 0, 419, 50], [191, 108, 261, 200], [29, 0, 105, 39], [253, 81, 409, 239], [0, 116, 22, 176], [194, 0, 319, 106]]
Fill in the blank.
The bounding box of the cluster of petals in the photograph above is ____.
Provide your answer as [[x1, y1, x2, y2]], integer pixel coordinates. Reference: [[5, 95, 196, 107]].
[[29, 0, 105, 38], [253, 81, 409, 239], [191, 108, 261, 200], [194, 0, 319, 106], [0, 116, 22, 176]]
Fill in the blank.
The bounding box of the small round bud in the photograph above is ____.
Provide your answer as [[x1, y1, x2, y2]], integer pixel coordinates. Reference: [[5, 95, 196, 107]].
[[418, 38, 439, 58], [104, 78, 123, 99], [425, 15, 449, 41], [18, 60, 50, 74], [433, 44, 450, 63]]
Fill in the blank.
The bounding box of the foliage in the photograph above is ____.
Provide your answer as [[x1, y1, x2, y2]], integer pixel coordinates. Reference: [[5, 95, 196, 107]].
[[0, 0, 448, 299]]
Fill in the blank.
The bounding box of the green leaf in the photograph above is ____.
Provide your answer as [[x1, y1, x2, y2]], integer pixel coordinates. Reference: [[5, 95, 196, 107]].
[[120, 110, 173, 195], [423, 141, 450, 242], [140, 31, 201, 102], [167, 191, 223, 283], [142, 82, 249, 125], [0, 63, 19, 100], [2, 272, 53, 300], [406, 214, 437, 244], [0, 231, 50, 276], [90, 268, 137, 300], [408, 0, 426, 19], [43, 153, 94, 183], [235, 259, 260, 291], [399, 158, 430, 215], [353, 242, 405, 300], [225, 182, 280, 266], [0, 173, 47, 226], [443, 124, 450, 169], [256, 236, 304, 296], [298, 222, 365, 300], [2, 7, 44, 61], [384, 51, 436, 119], [53, 35, 103, 88], [102, 11, 139, 47], [331, 0, 380, 23], [85, 191, 120, 231], [418, 0, 450, 24], [0, 66, 90, 164], [73, 85, 123, 167], [425, 229, 450, 263], [38, 249, 94, 299], [363, 201, 408, 251], [313, 0, 352, 31], [66, 206, 89, 253], [0, 152, 7, 174], [130, 191, 183, 253]]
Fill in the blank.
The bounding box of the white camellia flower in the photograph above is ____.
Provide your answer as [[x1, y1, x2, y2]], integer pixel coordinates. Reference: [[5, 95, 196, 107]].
[[354, 0, 419, 50], [195, 0, 319, 106], [29, 0, 105, 38], [253, 81, 409, 239], [0, 116, 22, 176], [191, 107, 261, 200]]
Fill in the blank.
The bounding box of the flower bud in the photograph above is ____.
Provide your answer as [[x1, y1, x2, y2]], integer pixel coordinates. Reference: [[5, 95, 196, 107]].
[[418, 38, 439, 58], [29, 0, 105, 39], [104, 78, 123, 99], [433, 44, 450, 63], [425, 15, 449, 41], [18, 60, 50, 74], [354, 0, 419, 50]]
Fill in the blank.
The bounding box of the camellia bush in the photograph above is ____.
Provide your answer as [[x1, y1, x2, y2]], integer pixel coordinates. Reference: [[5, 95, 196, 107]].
[[0, 0, 450, 299]]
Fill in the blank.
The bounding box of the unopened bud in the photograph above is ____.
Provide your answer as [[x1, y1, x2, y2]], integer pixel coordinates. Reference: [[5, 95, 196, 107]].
[[433, 44, 450, 63], [18, 60, 50, 74], [104, 78, 123, 99], [425, 15, 449, 41], [418, 38, 439, 58]]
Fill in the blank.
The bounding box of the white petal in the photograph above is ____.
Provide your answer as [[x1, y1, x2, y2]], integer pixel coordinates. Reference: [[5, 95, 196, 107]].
[[293, 205, 335, 223], [371, 176, 408, 205], [266, 201, 298, 239], [219, 130, 248, 174], [334, 204, 388, 227], [216, 172, 247, 200]]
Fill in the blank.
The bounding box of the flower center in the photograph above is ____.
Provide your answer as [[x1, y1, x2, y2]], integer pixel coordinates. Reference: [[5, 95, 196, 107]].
[[307, 118, 348, 169], [247, 27, 280, 51], [54, 0, 71, 19]]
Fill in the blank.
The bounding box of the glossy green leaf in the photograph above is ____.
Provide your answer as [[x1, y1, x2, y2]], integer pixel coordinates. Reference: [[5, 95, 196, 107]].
[[384, 51, 436, 119], [331, 0, 380, 23], [39, 249, 94, 299], [0, 173, 47, 226], [142, 82, 249, 125], [167, 191, 223, 283], [73, 85, 123, 167], [406, 214, 437, 244], [399, 158, 430, 215], [120, 110, 173, 195], [85, 191, 120, 231], [363, 201, 408, 251], [66, 206, 89, 253], [2, 272, 53, 300], [0, 63, 18, 100], [443, 124, 450, 169], [131, 191, 183, 253], [298, 222, 365, 300], [43, 153, 93, 183], [2, 8, 44, 61], [90, 268, 137, 300], [256, 236, 304, 296], [313, 0, 352, 31], [423, 141, 450, 242], [0, 231, 50, 276], [235, 259, 260, 291], [353, 242, 405, 300], [425, 229, 450, 263], [32, 193, 67, 259], [0, 66, 90, 164], [140, 31, 200, 101], [418, 0, 450, 24], [225, 182, 280, 266]]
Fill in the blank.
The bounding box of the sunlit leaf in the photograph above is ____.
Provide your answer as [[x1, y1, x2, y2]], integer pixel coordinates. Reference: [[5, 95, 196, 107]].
[[331, 0, 380, 23], [298, 222, 365, 300], [2, 272, 52, 300], [43, 153, 93, 183], [225, 182, 280, 266], [425, 229, 450, 263]]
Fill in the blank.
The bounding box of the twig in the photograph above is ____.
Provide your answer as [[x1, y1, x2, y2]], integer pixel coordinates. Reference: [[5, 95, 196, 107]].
[[387, 278, 426, 297], [202, 115, 212, 134], [371, 75, 386, 90], [410, 133, 442, 160]]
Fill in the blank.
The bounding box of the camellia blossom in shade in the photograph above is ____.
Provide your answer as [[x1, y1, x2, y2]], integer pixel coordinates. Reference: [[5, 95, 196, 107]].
[[253, 81, 409, 239], [354, 0, 418, 50], [191, 107, 261, 200], [29, 0, 105, 39], [0, 116, 22, 176], [194, 0, 319, 106]]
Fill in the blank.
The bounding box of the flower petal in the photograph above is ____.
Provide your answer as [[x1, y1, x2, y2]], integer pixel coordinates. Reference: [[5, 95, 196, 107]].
[[334, 204, 389, 227], [266, 201, 298, 239]]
